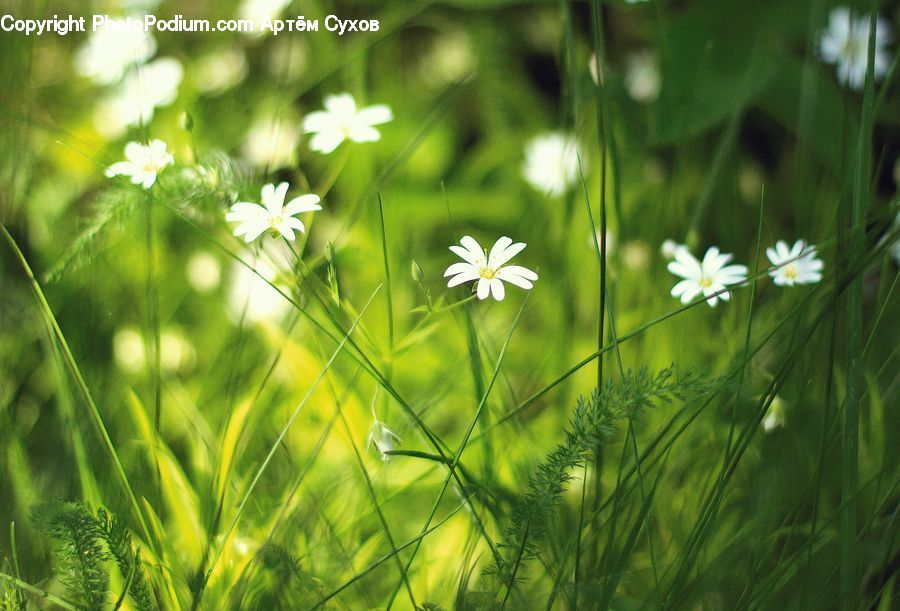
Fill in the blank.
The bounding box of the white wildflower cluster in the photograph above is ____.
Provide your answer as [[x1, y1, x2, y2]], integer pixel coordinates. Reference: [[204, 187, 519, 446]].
[[662, 238, 825, 308], [98, 52, 840, 465]]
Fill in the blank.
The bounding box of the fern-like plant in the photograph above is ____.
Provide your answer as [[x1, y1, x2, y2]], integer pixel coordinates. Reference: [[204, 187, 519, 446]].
[[95, 508, 156, 611], [487, 366, 709, 604], [32, 501, 110, 609], [31, 501, 156, 610]]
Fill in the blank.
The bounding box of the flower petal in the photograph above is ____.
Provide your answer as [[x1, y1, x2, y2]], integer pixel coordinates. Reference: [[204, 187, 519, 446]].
[[476, 278, 491, 300], [283, 194, 322, 216], [447, 270, 480, 287], [357, 104, 393, 126], [444, 262, 476, 277], [309, 130, 345, 154], [498, 265, 538, 281], [490, 278, 505, 301]]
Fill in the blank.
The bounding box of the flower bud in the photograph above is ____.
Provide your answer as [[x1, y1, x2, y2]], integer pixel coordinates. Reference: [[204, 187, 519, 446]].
[[410, 260, 424, 282]]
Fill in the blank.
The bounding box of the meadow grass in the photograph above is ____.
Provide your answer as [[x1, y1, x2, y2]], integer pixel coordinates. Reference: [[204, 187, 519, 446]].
[[1, 0, 899, 609]]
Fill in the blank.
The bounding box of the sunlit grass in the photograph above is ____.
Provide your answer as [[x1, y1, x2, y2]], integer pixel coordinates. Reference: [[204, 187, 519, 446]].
[[1, 0, 899, 610]]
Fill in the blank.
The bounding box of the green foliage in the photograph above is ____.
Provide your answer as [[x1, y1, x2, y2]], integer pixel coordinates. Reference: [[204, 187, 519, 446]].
[[32, 501, 109, 610], [43, 186, 144, 284], [43, 152, 248, 284], [229, 544, 328, 610], [94, 509, 156, 611], [0, 577, 27, 611], [30, 502, 155, 611], [488, 367, 710, 598]]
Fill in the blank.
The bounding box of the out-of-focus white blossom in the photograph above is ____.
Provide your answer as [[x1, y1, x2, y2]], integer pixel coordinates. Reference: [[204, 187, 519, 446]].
[[75, 26, 157, 84], [302, 93, 393, 154], [819, 8, 892, 90], [522, 132, 582, 197], [195, 47, 248, 95], [113, 327, 145, 374], [624, 50, 660, 103], [95, 58, 183, 136], [661, 239, 688, 260], [186, 252, 222, 293]]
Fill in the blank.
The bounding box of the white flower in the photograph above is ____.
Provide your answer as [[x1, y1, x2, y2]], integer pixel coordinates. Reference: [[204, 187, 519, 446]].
[[668, 246, 748, 308], [624, 50, 660, 103], [226, 182, 322, 243], [302, 93, 393, 154], [819, 8, 892, 90], [419, 30, 474, 88], [105, 140, 173, 188], [766, 240, 824, 286], [95, 58, 183, 136], [75, 27, 157, 85], [522, 132, 581, 197], [762, 396, 787, 432], [444, 236, 538, 301], [366, 419, 401, 462]]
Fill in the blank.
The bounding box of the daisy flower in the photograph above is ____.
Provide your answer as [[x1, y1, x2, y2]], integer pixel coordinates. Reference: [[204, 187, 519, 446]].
[[668, 246, 748, 307], [819, 8, 892, 90], [366, 419, 401, 462], [766, 240, 824, 286], [226, 182, 322, 243], [302, 93, 393, 154], [522, 132, 581, 197], [445, 236, 538, 301], [106, 139, 173, 188]]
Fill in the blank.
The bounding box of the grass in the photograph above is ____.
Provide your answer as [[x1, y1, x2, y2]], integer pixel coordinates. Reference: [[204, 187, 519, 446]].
[[0, 0, 898, 609]]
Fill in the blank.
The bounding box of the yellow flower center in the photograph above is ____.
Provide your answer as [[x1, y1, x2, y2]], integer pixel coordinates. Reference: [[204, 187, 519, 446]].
[[479, 267, 497, 280], [142, 161, 158, 173], [783, 263, 798, 279], [268, 215, 284, 237], [699, 277, 713, 288]]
